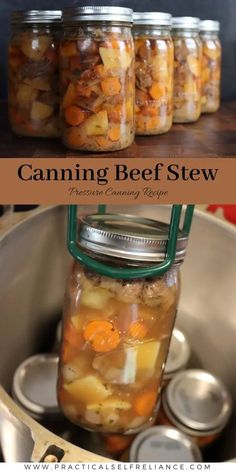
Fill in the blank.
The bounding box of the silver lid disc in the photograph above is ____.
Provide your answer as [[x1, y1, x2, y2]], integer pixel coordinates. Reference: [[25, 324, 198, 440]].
[[172, 16, 200, 30], [78, 214, 188, 263], [163, 369, 233, 435], [129, 426, 202, 462], [133, 12, 171, 27], [200, 20, 220, 32], [164, 328, 191, 379], [11, 10, 62, 24], [63, 6, 133, 24], [12, 354, 60, 419]]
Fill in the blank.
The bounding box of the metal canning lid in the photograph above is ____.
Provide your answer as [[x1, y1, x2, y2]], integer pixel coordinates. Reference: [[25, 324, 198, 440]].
[[164, 328, 191, 379], [133, 12, 171, 27], [172, 17, 200, 30], [129, 426, 202, 462], [11, 10, 62, 24], [63, 7, 133, 24], [163, 369, 233, 435], [12, 354, 60, 419], [200, 20, 220, 32], [78, 214, 188, 263]]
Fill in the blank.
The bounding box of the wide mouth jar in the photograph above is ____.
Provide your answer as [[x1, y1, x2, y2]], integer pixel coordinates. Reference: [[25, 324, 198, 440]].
[[57, 213, 189, 434], [162, 370, 233, 444], [60, 7, 134, 153], [133, 12, 173, 136], [8, 10, 62, 139]]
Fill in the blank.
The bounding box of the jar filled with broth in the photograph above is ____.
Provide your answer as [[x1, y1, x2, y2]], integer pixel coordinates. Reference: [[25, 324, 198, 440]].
[[200, 20, 221, 113], [8, 10, 61, 137], [133, 12, 173, 135], [172, 17, 202, 123], [57, 213, 190, 434], [60, 7, 134, 152]]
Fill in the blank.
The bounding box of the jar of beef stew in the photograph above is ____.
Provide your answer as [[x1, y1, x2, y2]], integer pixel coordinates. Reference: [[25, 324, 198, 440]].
[[129, 426, 202, 462], [57, 213, 189, 434], [133, 12, 173, 135], [172, 17, 202, 123], [157, 370, 232, 448], [200, 20, 221, 113], [60, 7, 134, 152], [8, 10, 61, 137]]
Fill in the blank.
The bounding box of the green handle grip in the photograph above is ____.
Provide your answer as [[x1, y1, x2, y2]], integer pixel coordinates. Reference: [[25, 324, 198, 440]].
[[67, 205, 194, 279]]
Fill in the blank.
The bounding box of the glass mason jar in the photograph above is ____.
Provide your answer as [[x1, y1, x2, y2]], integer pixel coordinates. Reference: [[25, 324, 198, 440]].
[[172, 17, 202, 123], [60, 7, 134, 152], [133, 12, 173, 135], [200, 21, 221, 113], [8, 10, 61, 138], [57, 214, 189, 434], [157, 370, 232, 448]]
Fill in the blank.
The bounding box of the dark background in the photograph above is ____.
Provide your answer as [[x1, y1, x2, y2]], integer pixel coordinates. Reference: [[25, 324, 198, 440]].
[[0, 0, 236, 101]]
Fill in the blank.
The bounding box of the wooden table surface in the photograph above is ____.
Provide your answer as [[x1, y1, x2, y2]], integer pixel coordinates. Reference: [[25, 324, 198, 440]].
[[0, 101, 235, 158]]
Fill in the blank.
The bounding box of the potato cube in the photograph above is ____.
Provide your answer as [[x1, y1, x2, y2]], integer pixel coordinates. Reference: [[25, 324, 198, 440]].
[[31, 101, 53, 120], [16, 84, 37, 108], [80, 287, 112, 309], [151, 56, 168, 81], [99, 47, 132, 70], [136, 341, 160, 371], [187, 55, 200, 76], [84, 111, 108, 136], [64, 375, 111, 404]]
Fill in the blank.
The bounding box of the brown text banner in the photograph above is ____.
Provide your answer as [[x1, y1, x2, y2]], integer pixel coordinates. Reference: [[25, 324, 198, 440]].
[[0, 157, 235, 204]]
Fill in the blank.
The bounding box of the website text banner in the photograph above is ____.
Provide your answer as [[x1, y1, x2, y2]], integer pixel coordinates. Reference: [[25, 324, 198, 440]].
[[0, 158, 235, 204], [0, 463, 235, 472]]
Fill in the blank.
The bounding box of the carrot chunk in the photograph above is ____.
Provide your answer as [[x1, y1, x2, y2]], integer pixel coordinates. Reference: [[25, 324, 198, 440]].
[[128, 321, 148, 339], [101, 77, 121, 96], [133, 390, 157, 417], [65, 106, 85, 126], [83, 320, 120, 353], [108, 126, 120, 141], [149, 83, 166, 100]]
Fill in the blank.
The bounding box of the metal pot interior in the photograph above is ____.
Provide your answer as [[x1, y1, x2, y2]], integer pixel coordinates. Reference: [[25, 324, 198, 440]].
[[0, 205, 235, 462]]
